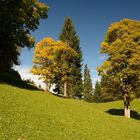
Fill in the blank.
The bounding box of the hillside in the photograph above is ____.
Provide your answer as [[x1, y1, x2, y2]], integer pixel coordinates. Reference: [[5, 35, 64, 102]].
[[0, 84, 140, 140]]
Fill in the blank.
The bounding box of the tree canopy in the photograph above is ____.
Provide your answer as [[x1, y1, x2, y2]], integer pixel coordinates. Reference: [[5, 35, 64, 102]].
[[0, 0, 49, 72], [97, 19, 140, 117], [32, 37, 78, 97]]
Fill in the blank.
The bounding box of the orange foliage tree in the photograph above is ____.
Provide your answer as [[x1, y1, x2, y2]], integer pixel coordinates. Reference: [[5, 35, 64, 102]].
[[97, 19, 140, 118], [32, 37, 78, 97]]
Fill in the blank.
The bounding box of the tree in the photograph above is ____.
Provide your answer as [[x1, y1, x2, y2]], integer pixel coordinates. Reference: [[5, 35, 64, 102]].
[[0, 0, 49, 72], [32, 37, 78, 97], [83, 65, 94, 102], [135, 86, 140, 98], [59, 17, 83, 98], [99, 76, 121, 102], [97, 19, 140, 118], [93, 81, 101, 103], [32, 38, 56, 92]]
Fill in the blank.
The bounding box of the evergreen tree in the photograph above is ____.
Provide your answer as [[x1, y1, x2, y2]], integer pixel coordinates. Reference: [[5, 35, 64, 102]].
[[99, 76, 122, 102], [93, 81, 101, 102], [59, 17, 83, 98], [83, 65, 94, 102]]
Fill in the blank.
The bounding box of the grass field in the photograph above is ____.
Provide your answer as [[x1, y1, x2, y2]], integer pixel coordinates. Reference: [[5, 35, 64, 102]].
[[0, 84, 140, 140]]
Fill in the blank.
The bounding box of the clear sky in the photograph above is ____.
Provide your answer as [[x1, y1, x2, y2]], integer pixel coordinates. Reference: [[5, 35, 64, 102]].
[[15, 0, 140, 87]]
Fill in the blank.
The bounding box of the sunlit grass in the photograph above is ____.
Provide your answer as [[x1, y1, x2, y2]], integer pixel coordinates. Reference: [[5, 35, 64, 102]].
[[0, 84, 140, 140]]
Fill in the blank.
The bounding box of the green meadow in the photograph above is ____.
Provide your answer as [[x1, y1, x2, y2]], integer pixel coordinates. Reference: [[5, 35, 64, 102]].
[[0, 84, 140, 140]]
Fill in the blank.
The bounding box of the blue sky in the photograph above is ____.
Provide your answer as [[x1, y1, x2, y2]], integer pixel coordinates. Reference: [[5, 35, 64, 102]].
[[15, 0, 140, 87]]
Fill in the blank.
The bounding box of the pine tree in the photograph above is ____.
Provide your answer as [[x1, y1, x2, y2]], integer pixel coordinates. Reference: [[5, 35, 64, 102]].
[[83, 65, 94, 102], [59, 17, 83, 98], [99, 76, 122, 102], [93, 81, 101, 102]]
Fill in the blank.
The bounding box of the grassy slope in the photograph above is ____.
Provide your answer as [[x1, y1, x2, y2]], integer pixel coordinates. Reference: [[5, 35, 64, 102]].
[[0, 84, 140, 140]]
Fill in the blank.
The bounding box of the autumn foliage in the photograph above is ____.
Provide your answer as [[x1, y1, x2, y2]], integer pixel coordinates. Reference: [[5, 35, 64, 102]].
[[32, 37, 78, 97], [98, 19, 140, 118]]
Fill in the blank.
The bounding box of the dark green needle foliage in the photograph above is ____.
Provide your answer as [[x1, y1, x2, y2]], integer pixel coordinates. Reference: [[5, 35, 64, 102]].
[[93, 81, 101, 103], [83, 64, 94, 102], [58, 17, 83, 98]]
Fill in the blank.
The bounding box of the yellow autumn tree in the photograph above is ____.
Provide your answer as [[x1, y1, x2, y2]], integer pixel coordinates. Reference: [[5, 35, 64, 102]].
[[32, 37, 78, 97], [97, 19, 140, 118]]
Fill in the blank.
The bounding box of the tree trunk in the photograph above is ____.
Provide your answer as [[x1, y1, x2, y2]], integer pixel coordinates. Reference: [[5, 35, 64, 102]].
[[45, 85, 48, 92], [64, 81, 67, 97], [124, 106, 130, 118], [124, 96, 130, 118], [45, 82, 49, 92]]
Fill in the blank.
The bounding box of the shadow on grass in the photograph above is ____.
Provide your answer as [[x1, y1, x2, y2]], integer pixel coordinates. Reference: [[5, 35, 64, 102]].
[[106, 109, 140, 120], [0, 80, 41, 91], [51, 93, 71, 99], [52, 93, 81, 99], [0, 71, 43, 91], [52, 93, 64, 98]]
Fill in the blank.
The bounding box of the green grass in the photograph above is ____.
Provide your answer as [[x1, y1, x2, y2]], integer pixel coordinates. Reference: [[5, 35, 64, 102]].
[[0, 84, 140, 140]]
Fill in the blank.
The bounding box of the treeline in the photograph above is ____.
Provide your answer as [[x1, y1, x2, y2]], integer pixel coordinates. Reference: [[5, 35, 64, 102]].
[[93, 77, 140, 103], [31, 18, 140, 108]]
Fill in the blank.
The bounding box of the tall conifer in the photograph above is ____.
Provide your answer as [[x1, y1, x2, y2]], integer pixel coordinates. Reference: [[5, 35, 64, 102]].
[[83, 64, 94, 102], [59, 17, 83, 98], [93, 81, 101, 102]]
